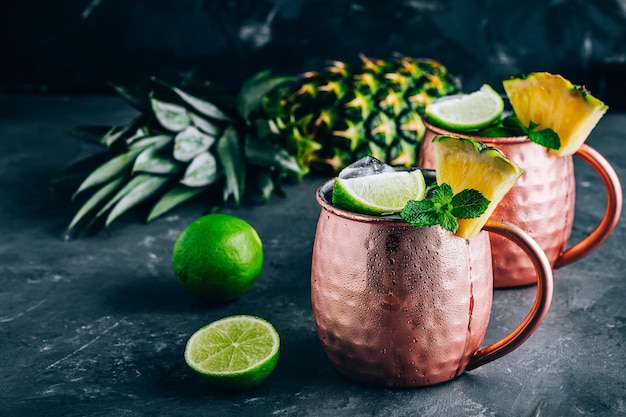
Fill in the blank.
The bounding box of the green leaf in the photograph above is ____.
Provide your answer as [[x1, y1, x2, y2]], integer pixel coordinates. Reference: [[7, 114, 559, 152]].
[[173, 126, 216, 162], [528, 128, 560, 150], [245, 135, 305, 176], [181, 151, 219, 187], [103, 116, 148, 148], [150, 94, 191, 132], [401, 182, 490, 233], [432, 182, 453, 205], [255, 170, 275, 201], [106, 175, 171, 226], [128, 134, 172, 150], [147, 184, 208, 222], [237, 71, 295, 121], [216, 126, 246, 204], [65, 175, 127, 239], [133, 146, 182, 175], [51, 151, 114, 185], [178, 76, 239, 114], [450, 189, 490, 219], [87, 175, 149, 227], [400, 199, 439, 228], [68, 126, 116, 146], [505, 116, 561, 150], [438, 210, 459, 233], [153, 77, 232, 122], [111, 83, 151, 112], [73, 148, 143, 198], [189, 112, 220, 136]]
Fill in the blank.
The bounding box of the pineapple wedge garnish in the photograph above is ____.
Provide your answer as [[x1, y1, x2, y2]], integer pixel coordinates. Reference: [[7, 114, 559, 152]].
[[503, 72, 608, 156]]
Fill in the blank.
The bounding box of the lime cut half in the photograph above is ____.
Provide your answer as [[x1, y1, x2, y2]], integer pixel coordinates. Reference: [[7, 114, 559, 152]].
[[425, 84, 504, 131], [332, 169, 426, 215], [184, 315, 280, 390]]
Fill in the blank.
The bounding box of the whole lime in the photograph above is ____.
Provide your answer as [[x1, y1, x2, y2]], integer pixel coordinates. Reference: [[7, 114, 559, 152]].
[[172, 213, 263, 302]]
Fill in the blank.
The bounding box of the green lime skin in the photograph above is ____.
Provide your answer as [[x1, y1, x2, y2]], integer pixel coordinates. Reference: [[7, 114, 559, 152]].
[[172, 214, 263, 302]]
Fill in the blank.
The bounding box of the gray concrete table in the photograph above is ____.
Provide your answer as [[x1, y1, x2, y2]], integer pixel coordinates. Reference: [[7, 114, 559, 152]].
[[1, 95, 625, 416]]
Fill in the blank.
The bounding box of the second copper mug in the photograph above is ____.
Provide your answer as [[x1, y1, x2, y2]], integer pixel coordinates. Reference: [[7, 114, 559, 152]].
[[418, 121, 622, 287], [311, 175, 553, 387]]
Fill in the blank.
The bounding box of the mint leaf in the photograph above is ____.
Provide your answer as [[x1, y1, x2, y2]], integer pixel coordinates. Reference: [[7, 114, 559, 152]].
[[528, 128, 560, 150], [450, 189, 490, 219], [401, 200, 439, 228], [400, 182, 491, 234], [432, 182, 453, 205], [501, 115, 527, 135], [438, 210, 459, 233], [504, 116, 561, 150]]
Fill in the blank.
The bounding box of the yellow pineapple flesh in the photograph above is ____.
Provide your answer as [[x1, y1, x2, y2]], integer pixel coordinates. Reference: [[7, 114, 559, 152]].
[[503, 72, 608, 156]]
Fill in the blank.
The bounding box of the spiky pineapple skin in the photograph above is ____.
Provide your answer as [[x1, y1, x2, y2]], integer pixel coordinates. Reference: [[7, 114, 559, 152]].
[[253, 55, 461, 173]]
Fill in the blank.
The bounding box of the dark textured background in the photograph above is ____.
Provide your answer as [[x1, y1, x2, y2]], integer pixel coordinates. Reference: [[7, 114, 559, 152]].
[[3, 0, 626, 108]]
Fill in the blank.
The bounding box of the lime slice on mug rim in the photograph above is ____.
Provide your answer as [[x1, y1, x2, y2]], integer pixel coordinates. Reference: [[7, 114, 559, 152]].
[[332, 169, 427, 216], [425, 84, 504, 131]]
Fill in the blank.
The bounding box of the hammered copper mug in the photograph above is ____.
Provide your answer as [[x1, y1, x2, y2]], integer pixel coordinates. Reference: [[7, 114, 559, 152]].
[[418, 121, 622, 288], [310, 175, 553, 387]]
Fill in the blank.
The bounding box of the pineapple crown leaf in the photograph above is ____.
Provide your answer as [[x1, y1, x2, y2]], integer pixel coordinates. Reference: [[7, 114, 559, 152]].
[[238, 71, 296, 122], [147, 184, 208, 223], [151, 76, 232, 122], [105, 175, 171, 227], [244, 135, 305, 177], [65, 175, 128, 240], [72, 147, 145, 200], [110, 82, 151, 112], [180, 151, 219, 187], [68, 125, 118, 147], [216, 126, 246, 205]]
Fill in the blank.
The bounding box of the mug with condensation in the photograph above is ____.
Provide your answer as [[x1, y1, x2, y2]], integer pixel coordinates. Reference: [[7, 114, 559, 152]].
[[310, 174, 553, 387], [418, 121, 622, 288]]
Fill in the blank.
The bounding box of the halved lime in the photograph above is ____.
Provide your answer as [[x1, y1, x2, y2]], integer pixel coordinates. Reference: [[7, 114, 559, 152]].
[[425, 84, 504, 131], [184, 315, 280, 390], [332, 169, 426, 215]]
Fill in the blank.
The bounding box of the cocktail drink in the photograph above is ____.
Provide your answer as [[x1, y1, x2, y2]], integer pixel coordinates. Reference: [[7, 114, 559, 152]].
[[310, 148, 554, 387], [418, 73, 622, 287]]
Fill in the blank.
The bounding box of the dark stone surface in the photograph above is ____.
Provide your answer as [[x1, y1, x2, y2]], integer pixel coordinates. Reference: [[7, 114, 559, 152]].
[[1, 94, 626, 416], [3, 0, 626, 109]]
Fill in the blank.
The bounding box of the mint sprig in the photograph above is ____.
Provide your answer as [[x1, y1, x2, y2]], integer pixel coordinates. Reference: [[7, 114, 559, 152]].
[[400, 183, 490, 233], [503, 115, 561, 150]]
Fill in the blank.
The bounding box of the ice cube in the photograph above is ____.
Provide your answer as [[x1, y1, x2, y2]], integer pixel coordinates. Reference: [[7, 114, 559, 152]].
[[337, 156, 396, 179]]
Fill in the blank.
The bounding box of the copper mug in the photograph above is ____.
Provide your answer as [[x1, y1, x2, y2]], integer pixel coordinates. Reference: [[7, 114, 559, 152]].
[[418, 121, 622, 287], [310, 174, 553, 387]]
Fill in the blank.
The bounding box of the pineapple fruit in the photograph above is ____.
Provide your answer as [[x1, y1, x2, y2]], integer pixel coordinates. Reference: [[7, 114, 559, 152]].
[[432, 135, 523, 239], [503, 72, 608, 156], [54, 54, 460, 238]]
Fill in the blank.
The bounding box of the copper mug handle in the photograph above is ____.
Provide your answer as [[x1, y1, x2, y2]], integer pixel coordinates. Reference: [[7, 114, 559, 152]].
[[466, 218, 554, 371], [553, 144, 623, 268]]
